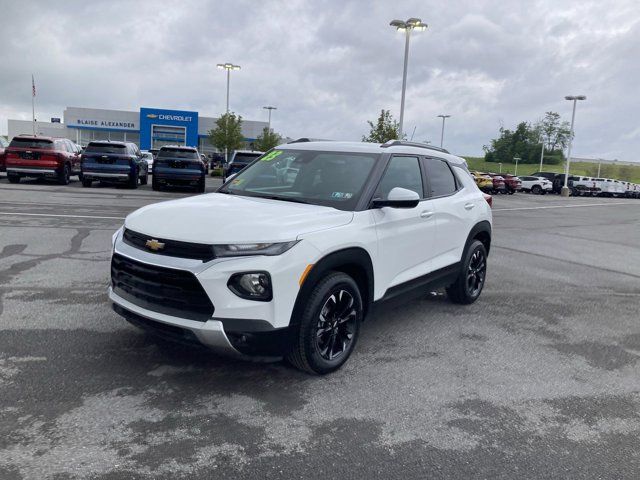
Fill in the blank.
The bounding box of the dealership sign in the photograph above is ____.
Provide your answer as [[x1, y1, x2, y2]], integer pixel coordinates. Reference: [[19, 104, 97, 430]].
[[76, 119, 136, 129]]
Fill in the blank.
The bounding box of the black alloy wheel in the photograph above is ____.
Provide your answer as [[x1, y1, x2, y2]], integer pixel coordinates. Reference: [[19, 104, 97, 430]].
[[286, 272, 363, 374], [314, 289, 357, 361], [465, 249, 486, 298]]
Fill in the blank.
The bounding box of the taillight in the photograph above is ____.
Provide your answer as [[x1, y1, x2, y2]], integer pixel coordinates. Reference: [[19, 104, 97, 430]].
[[483, 193, 493, 208], [6, 152, 19, 160]]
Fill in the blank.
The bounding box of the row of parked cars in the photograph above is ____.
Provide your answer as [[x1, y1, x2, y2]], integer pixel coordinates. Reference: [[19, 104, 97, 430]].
[[0, 135, 262, 193], [470, 170, 640, 198]]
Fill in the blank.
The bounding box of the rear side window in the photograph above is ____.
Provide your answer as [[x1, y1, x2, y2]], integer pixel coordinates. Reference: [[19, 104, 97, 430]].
[[158, 148, 199, 159], [233, 152, 262, 163], [425, 158, 457, 197], [85, 143, 128, 154], [9, 138, 53, 149], [375, 156, 423, 199]]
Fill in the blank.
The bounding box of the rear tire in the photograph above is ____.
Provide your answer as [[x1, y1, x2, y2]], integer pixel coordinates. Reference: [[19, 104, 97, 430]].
[[152, 177, 161, 191], [286, 272, 362, 375], [7, 174, 20, 184], [446, 240, 487, 305], [128, 169, 138, 189], [81, 178, 92, 188], [58, 164, 71, 185], [197, 177, 206, 193], [140, 170, 148, 185], [531, 185, 542, 195]]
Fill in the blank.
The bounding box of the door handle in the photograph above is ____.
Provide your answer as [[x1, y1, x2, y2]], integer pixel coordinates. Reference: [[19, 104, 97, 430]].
[[420, 211, 434, 219], [464, 203, 475, 210]]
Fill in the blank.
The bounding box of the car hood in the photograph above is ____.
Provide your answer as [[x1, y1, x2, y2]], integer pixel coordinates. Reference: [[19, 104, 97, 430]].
[[124, 193, 354, 243]]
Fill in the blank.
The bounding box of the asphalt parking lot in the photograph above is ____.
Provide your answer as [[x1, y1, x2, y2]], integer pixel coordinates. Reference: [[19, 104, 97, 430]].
[[0, 177, 639, 479]]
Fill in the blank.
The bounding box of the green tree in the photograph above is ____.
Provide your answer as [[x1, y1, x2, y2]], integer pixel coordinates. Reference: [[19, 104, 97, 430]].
[[362, 110, 404, 143], [209, 112, 244, 154], [254, 127, 282, 152], [537, 112, 572, 152]]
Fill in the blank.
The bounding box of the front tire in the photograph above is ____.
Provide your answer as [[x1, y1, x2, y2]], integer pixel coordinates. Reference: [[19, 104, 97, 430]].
[[140, 170, 148, 185], [286, 272, 362, 375], [446, 240, 488, 305], [81, 178, 92, 188], [531, 185, 542, 195]]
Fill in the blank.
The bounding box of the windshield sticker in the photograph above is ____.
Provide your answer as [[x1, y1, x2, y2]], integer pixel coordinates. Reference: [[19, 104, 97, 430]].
[[231, 178, 245, 185], [261, 150, 283, 162], [331, 192, 353, 199]]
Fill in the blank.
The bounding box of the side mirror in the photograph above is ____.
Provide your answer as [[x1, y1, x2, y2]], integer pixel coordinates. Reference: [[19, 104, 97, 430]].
[[371, 187, 420, 209]]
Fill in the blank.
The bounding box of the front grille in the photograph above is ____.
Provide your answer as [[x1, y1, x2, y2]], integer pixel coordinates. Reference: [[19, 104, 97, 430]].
[[123, 228, 215, 262], [111, 253, 214, 321]]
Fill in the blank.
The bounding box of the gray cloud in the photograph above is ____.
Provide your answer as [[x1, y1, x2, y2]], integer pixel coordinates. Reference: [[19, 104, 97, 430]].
[[0, 0, 638, 160]]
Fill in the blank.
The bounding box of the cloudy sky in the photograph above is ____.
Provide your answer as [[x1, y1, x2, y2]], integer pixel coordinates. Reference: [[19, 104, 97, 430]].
[[1, 0, 638, 160]]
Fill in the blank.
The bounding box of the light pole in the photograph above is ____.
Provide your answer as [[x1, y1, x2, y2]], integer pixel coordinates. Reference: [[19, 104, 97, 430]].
[[538, 135, 545, 171], [217, 62, 241, 164], [514, 157, 521, 176], [437, 114, 450, 148], [561, 95, 586, 197], [263, 106, 277, 132], [390, 17, 427, 139], [217, 63, 241, 113]]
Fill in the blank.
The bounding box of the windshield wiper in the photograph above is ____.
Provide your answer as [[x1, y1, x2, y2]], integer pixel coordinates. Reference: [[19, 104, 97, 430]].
[[256, 195, 311, 204]]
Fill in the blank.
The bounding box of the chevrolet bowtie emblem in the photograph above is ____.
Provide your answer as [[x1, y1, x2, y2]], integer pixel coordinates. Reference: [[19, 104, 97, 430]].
[[145, 239, 165, 251]]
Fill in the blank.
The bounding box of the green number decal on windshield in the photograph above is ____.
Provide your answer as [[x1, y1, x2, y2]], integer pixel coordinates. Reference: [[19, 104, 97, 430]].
[[261, 150, 283, 162]]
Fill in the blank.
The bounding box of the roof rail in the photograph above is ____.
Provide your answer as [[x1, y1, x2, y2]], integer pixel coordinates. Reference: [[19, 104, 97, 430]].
[[380, 140, 450, 154], [287, 137, 333, 144]]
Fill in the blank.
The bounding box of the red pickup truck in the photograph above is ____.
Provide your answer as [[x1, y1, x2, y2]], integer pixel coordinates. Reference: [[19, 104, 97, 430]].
[[5, 136, 82, 185]]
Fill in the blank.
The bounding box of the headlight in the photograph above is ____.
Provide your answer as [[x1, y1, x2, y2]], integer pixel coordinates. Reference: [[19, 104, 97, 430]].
[[228, 272, 272, 301], [213, 241, 298, 258]]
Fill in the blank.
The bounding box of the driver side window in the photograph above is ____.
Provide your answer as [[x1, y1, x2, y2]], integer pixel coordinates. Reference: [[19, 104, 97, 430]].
[[375, 156, 423, 199]]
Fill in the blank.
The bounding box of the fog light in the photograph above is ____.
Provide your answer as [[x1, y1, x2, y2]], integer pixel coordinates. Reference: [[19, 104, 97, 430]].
[[228, 272, 272, 301]]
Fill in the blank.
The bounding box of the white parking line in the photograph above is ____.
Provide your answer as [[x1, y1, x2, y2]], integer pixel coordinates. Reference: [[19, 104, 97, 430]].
[[494, 202, 636, 212], [0, 212, 125, 220]]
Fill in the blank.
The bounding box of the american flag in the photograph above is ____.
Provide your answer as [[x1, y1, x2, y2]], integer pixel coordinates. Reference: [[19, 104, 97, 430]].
[[32, 75, 36, 97]]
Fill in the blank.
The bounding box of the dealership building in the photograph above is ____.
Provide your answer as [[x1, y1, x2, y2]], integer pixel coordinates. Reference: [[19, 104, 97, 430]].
[[7, 106, 268, 154]]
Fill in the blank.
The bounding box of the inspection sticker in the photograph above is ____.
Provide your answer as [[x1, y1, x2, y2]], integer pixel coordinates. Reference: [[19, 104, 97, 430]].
[[261, 150, 283, 162], [331, 192, 353, 199]]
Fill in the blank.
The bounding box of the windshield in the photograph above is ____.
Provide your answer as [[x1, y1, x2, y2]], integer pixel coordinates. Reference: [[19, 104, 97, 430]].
[[221, 149, 379, 210], [9, 138, 53, 149], [158, 148, 199, 159], [85, 143, 127, 154], [0, 137, 8, 148]]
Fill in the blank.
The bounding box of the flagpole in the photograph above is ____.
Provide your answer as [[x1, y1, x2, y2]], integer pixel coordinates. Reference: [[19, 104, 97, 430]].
[[31, 74, 36, 135]]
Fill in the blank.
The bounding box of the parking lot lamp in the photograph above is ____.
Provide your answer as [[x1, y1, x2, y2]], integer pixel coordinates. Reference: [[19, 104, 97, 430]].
[[561, 95, 587, 197], [514, 157, 521, 176], [539, 135, 545, 171], [263, 106, 277, 132], [390, 18, 427, 139], [437, 115, 450, 148], [217, 63, 241, 114]]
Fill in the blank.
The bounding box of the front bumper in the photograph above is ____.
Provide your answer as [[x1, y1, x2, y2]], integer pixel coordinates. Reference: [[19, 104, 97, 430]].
[[109, 228, 319, 356]]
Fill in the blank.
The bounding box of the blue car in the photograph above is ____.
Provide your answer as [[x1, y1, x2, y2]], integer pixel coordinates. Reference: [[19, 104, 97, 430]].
[[81, 141, 149, 189], [152, 146, 207, 193]]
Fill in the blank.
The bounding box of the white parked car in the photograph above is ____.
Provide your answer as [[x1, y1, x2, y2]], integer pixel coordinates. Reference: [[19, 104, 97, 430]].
[[109, 141, 492, 374], [141, 151, 154, 173], [519, 176, 553, 194]]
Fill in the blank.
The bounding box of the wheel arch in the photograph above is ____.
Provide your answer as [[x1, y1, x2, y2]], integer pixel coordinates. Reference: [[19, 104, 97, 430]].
[[465, 221, 492, 256], [289, 247, 375, 326]]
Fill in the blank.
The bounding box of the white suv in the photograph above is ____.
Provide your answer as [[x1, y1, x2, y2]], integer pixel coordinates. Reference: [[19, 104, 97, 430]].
[[109, 141, 492, 374]]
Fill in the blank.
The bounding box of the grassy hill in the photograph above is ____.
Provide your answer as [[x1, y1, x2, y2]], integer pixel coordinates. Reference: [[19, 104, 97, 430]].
[[463, 157, 640, 183]]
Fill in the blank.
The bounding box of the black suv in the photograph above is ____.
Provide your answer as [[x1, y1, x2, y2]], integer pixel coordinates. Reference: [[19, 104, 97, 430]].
[[152, 146, 207, 193], [81, 141, 149, 188], [532, 171, 573, 194]]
